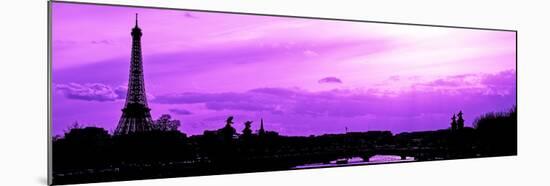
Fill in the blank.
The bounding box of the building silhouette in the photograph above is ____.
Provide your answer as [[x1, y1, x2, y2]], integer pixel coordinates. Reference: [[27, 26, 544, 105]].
[[258, 118, 266, 136], [114, 14, 154, 135]]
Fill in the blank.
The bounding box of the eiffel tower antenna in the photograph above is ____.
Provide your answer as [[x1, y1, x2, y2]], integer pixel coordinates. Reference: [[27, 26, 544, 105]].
[[114, 15, 153, 135], [135, 13, 138, 27]]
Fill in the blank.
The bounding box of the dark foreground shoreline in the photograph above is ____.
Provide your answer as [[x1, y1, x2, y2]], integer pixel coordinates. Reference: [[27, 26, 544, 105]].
[[52, 153, 515, 185], [52, 108, 516, 185]]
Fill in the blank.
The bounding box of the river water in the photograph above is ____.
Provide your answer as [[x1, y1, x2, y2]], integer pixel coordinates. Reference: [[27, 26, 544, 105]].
[[292, 155, 415, 169]]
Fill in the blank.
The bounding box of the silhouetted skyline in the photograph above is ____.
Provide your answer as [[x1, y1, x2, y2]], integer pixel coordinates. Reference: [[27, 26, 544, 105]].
[[51, 2, 516, 136]]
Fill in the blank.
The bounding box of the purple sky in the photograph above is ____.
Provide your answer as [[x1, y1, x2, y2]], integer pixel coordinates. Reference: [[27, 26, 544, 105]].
[[51, 2, 516, 136]]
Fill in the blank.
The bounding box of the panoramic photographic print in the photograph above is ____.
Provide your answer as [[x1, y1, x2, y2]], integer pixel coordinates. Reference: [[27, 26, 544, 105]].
[[49, 1, 517, 185]]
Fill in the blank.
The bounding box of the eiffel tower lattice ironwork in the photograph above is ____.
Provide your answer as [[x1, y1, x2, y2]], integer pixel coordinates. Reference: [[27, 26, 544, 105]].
[[115, 14, 153, 135]]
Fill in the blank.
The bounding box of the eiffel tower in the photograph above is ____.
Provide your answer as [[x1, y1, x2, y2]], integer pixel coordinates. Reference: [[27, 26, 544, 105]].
[[114, 14, 154, 135]]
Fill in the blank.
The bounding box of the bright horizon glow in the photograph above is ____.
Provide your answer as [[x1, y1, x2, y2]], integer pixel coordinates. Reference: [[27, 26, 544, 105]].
[[51, 2, 516, 136]]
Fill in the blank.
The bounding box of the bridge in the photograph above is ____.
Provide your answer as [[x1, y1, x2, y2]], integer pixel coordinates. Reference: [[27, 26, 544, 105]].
[[232, 144, 455, 167]]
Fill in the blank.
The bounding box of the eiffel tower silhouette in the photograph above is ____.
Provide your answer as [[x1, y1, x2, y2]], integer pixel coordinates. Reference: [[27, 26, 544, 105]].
[[114, 14, 153, 135]]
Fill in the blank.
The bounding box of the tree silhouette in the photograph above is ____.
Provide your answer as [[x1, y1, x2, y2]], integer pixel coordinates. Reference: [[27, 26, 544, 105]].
[[457, 110, 465, 130], [451, 114, 457, 131], [473, 106, 517, 155], [152, 114, 181, 131]]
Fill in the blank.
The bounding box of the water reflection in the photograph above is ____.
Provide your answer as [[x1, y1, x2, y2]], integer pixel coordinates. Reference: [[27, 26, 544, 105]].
[[293, 155, 415, 169]]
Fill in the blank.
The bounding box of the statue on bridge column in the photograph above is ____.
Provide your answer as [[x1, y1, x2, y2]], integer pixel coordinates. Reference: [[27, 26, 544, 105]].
[[242, 121, 253, 137], [457, 111, 465, 130], [219, 116, 237, 141], [451, 114, 458, 131]]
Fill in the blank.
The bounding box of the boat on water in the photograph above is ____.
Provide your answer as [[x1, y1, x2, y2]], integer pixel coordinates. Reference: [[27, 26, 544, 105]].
[[335, 158, 349, 164]]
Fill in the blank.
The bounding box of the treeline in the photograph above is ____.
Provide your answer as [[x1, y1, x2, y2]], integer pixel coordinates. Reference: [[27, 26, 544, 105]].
[[474, 107, 517, 155]]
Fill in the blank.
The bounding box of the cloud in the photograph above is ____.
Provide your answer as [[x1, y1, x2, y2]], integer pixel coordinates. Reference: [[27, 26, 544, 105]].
[[422, 79, 463, 87], [417, 73, 478, 87], [184, 12, 198, 19], [153, 71, 515, 118], [169, 108, 193, 115], [155, 90, 287, 114], [91, 39, 113, 45], [154, 92, 249, 104], [480, 69, 516, 96], [113, 86, 127, 99], [55, 83, 126, 102], [413, 69, 516, 96], [249, 87, 302, 97], [481, 69, 515, 88], [303, 50, 319, 57], [388, 75, 400, 81], [53, 40, 78, 51], [318, 77, 343, 84]]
